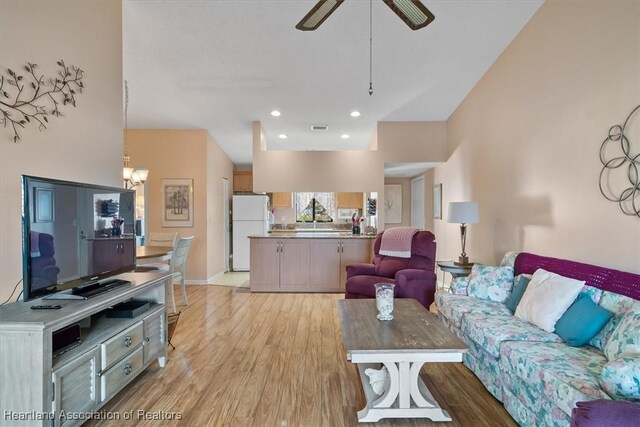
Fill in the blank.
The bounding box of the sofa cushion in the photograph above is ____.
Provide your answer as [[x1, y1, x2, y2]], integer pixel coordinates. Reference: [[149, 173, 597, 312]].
[[449, 276, 469, 295], [590, 293, 639, 352], [515, 269, 584, 333], [468, 265, 514, 303], [436, 293, 512, 328], [505, 275, 531, 312], [500, 342, 610, 416], [555, 294, 613, 347], [604, 302, 640, 360], [600, 356, 640, 401], [500, 251, 520, 268], [570, 399, 640, 427], [461, 312, 563, 359]]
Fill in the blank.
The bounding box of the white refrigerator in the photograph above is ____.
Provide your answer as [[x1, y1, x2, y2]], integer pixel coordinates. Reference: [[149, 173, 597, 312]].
[[232, 195, 269, 271]]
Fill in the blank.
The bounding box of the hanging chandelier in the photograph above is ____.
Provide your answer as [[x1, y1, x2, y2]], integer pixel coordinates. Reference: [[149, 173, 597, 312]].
[[122, 80, 149, 189]]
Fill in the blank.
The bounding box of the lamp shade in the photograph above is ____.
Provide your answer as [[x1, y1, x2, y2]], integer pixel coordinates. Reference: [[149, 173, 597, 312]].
[[447, 202, 479, 224]]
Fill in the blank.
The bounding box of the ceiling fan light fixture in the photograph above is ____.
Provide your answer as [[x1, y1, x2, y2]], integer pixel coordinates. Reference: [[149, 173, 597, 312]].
[[296, 0, 344, 31], [383, 0, 435, 30]]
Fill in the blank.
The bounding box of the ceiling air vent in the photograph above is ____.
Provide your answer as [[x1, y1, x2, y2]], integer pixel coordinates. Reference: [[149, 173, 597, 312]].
[[310, 125, 329, 132]]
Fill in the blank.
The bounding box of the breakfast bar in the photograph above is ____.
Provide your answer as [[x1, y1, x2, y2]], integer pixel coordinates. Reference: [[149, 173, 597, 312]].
[[249, 232, 375, 292]]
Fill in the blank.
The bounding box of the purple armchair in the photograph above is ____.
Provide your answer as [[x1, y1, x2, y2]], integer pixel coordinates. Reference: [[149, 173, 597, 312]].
[[30, 232, 60, 287], [345, 231, 437, 308]]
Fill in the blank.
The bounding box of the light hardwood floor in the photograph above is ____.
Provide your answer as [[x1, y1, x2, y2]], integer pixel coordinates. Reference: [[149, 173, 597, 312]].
[[87, 285, 517, 427]]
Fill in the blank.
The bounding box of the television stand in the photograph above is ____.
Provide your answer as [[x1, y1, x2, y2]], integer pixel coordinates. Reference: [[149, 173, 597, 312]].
[[0, 271, 171, 427]]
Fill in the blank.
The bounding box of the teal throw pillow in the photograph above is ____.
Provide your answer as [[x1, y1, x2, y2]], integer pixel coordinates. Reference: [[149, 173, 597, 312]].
[[555, 294, 613, 347], [505, 275, 530, 312]]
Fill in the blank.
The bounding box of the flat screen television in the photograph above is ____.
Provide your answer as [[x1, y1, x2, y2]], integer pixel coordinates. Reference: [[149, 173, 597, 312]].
[[22, 175, 137, 301]]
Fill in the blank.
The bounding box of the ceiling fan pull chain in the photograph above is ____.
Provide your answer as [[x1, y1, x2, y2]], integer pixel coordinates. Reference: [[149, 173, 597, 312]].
[[369, 0, 374, 96]]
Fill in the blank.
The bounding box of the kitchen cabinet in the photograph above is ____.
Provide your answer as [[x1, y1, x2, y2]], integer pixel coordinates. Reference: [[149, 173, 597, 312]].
[[233, 171, 253, 193], [89, 238, 135, 275], [250, 239, 309, 291], [309, 239, 374, 291], [251, 237, 373, 292], [337, 192, 364, 209], [272, 192, 292, 208]]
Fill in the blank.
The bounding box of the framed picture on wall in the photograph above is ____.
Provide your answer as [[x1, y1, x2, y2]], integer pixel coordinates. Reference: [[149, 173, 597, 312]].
[[161, 179, 194, 227], [34, 188, 54, 223], [384, 184, 402, 223], [433, 183, 442, 219]]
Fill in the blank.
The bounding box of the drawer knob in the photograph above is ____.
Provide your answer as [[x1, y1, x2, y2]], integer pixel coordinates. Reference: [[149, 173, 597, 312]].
[[124, 336, 132, 347], [123, 363, 132, 375]]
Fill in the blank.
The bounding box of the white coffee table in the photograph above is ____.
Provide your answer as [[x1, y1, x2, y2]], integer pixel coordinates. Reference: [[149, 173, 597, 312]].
[[337, 299, 468, 423]]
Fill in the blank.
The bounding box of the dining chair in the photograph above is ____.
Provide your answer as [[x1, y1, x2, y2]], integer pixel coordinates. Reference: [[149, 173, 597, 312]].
[[146, 232, 179, 248], [170, 236, 194, 306]]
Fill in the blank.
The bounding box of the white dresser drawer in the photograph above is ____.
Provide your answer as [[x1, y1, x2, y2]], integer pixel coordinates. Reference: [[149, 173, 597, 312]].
[[100, 346, 143, 402], [100, 321, 143, 369]]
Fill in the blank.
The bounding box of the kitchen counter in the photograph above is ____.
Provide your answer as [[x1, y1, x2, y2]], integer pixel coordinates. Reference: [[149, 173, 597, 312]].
[[250, 235, 374, 292], [251, 233, 376, 239]]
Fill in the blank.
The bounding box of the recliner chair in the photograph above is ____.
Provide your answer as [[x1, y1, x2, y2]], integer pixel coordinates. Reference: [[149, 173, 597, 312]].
[[344, 230, 437, 308], [30, 232, 61, 287]]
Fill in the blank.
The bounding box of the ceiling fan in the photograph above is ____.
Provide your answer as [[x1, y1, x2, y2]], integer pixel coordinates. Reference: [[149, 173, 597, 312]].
[[296, 0, 435, 31]]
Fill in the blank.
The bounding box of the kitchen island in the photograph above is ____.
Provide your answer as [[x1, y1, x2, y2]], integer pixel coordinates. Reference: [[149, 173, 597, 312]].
[[249, 233, 376, 292]]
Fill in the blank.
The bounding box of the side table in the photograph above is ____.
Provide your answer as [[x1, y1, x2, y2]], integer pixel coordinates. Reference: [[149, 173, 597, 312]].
[[436, 261, 474, 291]]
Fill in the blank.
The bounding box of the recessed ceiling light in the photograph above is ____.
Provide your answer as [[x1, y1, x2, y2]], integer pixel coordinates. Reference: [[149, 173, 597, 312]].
[[350, 111, 361, 117], [278, 134, 288, 139], [341, 134, 350, 139], [270, 110, 281, 117]]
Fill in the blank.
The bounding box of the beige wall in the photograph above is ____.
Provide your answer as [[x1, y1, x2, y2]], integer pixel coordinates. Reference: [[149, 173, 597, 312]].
[[434, 0, 640, 273], [252, 121, 447, 227], [206, 133, 234, 279], [0, 1, 123, 301], [127, 129, 234, 282]]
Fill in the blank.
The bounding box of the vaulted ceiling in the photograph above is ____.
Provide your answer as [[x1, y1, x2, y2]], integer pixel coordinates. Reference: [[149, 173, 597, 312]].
[[123, 0, 543, 165]]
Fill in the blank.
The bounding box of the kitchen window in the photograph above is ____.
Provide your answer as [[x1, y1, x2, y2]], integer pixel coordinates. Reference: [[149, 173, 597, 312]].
[[295, 192, 336, 222]]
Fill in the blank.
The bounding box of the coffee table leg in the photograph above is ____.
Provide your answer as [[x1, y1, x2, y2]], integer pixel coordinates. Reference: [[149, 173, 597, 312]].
[[354, 360, 452, 423]]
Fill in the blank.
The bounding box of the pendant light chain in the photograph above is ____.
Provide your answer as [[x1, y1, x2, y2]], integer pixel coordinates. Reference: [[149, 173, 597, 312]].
[[123, 80, 130, 167], [368, 0, 374, 96]]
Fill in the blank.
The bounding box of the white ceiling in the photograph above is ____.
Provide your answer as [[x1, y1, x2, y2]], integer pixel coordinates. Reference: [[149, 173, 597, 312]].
[[123, 0, 542, 166], [384, 162, 439, 178]]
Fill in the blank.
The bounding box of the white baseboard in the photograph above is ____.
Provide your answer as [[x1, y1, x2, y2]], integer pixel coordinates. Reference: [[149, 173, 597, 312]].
[[183, 271, 226, 285]]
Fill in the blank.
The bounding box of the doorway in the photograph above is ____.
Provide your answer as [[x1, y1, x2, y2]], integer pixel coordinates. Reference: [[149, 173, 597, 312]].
[[411, 176, 425, 229], [223, 178, 230, 272]]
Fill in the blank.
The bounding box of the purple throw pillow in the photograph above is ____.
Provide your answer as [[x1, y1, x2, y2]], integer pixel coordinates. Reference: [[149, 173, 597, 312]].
[[570, 399, 640, 427]]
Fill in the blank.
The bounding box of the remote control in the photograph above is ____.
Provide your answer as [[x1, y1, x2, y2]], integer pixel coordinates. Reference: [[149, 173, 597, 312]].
[[30, 305, 63, 310]]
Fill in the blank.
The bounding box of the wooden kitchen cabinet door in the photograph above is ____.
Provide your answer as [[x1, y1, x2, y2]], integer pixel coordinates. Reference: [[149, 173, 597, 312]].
[[249, 239, 280, 290], [309, 240, 342, 291], [272, 192, 292, 208], [279, 240, 310, 291], [233, 171, 253, 193], [337, 192, 364, 209]]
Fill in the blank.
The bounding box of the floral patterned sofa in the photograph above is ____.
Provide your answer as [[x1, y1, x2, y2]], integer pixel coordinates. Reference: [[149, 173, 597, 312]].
[[436, 252, 640, 427]]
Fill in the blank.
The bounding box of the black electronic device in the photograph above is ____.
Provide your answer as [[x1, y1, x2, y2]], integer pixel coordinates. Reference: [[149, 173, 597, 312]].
[[52, 323, 82, 357], [106, 300, 150, 318], [71, 279, 131, 298], [21, 175, 136, 301], [30, 304, 63, 310]]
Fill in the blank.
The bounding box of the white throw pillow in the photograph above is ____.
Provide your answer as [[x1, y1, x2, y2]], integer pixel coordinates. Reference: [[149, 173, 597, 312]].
[[514, 269, 585, 333]]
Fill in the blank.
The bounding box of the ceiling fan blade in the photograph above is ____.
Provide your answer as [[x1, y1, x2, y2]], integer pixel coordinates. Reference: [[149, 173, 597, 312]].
[[296, 0, 345, 31], [383, 0, 435, 30]]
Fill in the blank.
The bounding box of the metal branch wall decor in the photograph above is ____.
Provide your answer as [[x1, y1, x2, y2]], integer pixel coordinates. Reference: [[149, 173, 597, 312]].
[[599, 104, 640, 217], [0, 60, 85, 142]]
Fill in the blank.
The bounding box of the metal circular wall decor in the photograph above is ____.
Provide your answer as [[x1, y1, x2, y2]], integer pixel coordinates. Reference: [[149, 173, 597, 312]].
[[599, 104, 640, 217]]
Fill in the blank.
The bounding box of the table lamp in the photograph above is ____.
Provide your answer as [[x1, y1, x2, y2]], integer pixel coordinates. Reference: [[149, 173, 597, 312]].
[[447, 202, 479, 265]]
